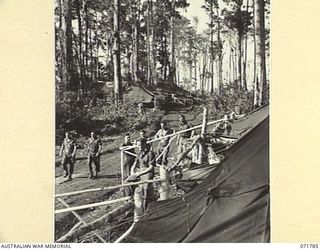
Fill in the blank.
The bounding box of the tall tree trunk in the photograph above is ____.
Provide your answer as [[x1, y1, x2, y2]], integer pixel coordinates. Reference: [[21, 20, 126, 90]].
[[85, 2, 89, 78], [210, 0, 214, 95], [238, 31, 242, 88], [90, 25, 93, 87], [113, 0, 122, 103], [253, 0, 258, 106], [151, 0, 157, 85], [216, 4, 222, 95], [164, 34, 167, 82], [242, 0, 249, 92], [254, 0, 267, 106], [59, 0, 67, 92], [256, 0, 267, 106], [189, 38, 193, 87], [133, 0, 140, 83], [146, 0, 151, 86], [236, 1, 243, 89], [229, 46, 232, 83], [76, 0, 83, 89], [95, 11, 99, 83], [170, 0, 176, 85], [194, 57, 197, 90], [65, 0, 73, 90], [202, 52, 207, 93]]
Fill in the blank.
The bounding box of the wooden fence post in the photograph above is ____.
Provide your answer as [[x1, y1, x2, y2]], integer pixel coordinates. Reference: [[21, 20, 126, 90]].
[[120, 150, 124, 185], [199, 107, 208, 164], [134, 186, 144, 222], [159, 166, 169, 200]]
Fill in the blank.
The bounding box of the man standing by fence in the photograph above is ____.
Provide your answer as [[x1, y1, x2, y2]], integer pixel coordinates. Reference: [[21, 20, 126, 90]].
[[176, 114, 194, 157], [130, 139, 156, 211], [121, 133, 136, 179], [87, 132, 102, 179], [155, 121, 172, 166], [59, 131, 77, 181]]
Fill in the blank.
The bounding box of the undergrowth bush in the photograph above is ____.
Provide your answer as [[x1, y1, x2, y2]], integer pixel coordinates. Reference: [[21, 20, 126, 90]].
[[206, 81, 254, 120], [56, 91, 149, 145]]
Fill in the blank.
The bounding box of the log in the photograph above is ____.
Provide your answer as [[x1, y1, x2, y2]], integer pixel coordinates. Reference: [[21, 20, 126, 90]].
[[56, 221, 81, 243], [56, 201, 134, 243], [55, 197, 131, 214], [55, 179, 162, 198], [56, 198, 106, 243]]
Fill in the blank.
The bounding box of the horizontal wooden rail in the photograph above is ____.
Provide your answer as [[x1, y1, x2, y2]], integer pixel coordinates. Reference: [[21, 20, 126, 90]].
[[123, 151, 137, 157], [55, 178, 163, 198], [55, 196, 131, 214]]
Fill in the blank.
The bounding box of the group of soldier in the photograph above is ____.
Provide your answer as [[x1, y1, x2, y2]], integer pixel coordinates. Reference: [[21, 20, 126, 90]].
[[59, 131, 102, 181], [58, 113, 194, 210], [59, 111, 239, 212], [58, 110, 236, 182]]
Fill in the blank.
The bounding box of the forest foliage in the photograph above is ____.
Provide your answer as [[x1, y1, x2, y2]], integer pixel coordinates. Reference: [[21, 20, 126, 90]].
[[55, 0, 270, 141]]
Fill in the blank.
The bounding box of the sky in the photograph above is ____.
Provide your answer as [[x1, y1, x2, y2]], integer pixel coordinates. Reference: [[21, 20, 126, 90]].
[[181, 0, 231, 33], [182, 0, 209, 32]]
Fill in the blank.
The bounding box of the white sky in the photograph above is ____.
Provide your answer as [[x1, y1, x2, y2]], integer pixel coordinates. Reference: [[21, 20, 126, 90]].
[[182, 0, 209, 32]]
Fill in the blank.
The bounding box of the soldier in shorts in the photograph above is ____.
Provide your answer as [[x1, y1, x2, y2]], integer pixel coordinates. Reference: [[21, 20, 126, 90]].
[[59, 132, 77, 181], [176, 114, 194, 156], [155, 121, 172, 165], [87, 132, 102, 179]]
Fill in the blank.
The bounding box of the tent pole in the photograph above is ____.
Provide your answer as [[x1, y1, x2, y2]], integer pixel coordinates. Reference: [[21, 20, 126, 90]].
[[159, 165, 169, 200], [199, 107, 208, 164], [134, 186, 143, 221], [120, 150, 124, 185]]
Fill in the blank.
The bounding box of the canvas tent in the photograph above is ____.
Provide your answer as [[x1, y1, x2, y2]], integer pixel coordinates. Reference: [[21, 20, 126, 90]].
[[126, 116, 269, 243]]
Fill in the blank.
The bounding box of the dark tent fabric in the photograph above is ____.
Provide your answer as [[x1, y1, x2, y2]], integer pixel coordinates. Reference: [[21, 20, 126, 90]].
[[126, 116, 269, 243], [175, 105, 270, 191]]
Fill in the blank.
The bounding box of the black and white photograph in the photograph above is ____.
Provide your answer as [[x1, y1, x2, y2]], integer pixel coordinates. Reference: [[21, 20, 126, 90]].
[[54, 0, 270, 243]]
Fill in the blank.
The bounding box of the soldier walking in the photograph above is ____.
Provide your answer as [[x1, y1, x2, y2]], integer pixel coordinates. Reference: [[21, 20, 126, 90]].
[[59, 132, 77, 181], [87, 132, 102, 179]]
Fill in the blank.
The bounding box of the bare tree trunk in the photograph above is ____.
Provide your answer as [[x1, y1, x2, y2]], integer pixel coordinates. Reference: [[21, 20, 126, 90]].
[[238, 31, 242, 88], [59, 0, 67, 92], [242, 0, 249, 92], [146, 0, 151, 86], [164, 34, 167, 82], [254, 0, 267, 107], [210, 0, 214, 95], [202, 52, 207, 93], [170, 0, 176, 85], [95, 11, 99, 82], [216, 4, 222, 95], [84, 1, 89, 77], [151, 0, 157, 85], [90, 25, 93, 87], [229, 46, 232, 83], [253, 0, 258, 106], [133, 0, 140, 83], [76, 0, 83, 89], [113, 0, 122, 103], [65, 0, 73, 90], [236, 1, 243, 90]]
